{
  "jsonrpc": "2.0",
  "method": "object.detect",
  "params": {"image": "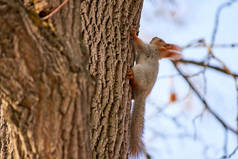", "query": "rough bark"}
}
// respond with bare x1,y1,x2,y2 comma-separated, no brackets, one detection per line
0,0,143,159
